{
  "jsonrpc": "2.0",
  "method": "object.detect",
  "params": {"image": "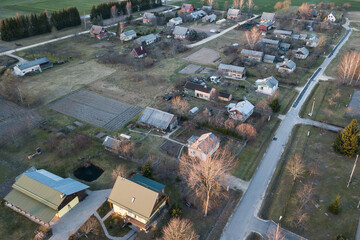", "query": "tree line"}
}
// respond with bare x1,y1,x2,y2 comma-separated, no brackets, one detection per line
90,0,162,22
0,7,81,41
